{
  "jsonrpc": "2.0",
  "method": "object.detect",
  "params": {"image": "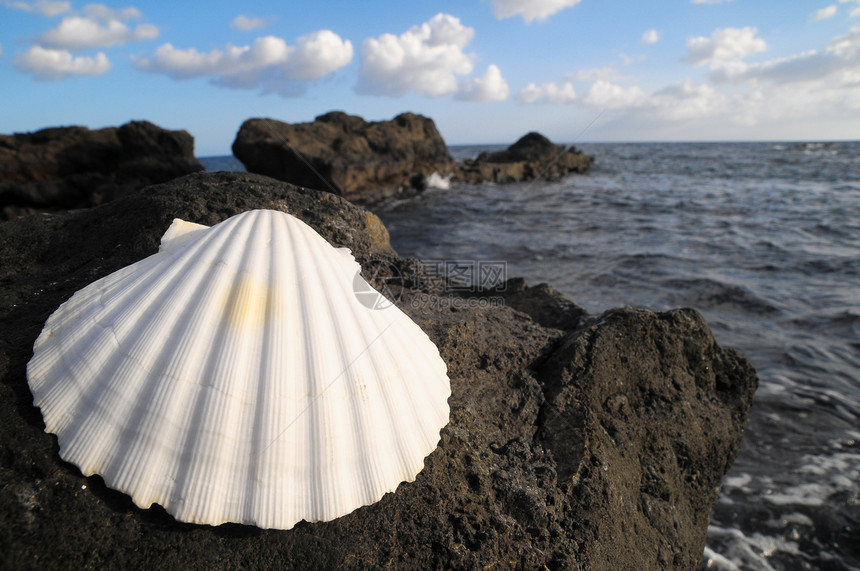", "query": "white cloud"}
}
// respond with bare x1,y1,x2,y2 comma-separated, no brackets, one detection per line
567,65,626,82
37,4,158,50
281,30,354,81
357,13,475,97
135,36,290,82
13,45,110,79
489,0,581,23
642,29,661,44
573,23,860,139
457,64,510,101
649,79,728,120
82,4,141,21
1,0,69,16
133,31,352,96
811,5,839,20
710,25,860,84
517,81,577,104
839,0,860,18
231,14,267,31
684,27,767,67
583,80,647,109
